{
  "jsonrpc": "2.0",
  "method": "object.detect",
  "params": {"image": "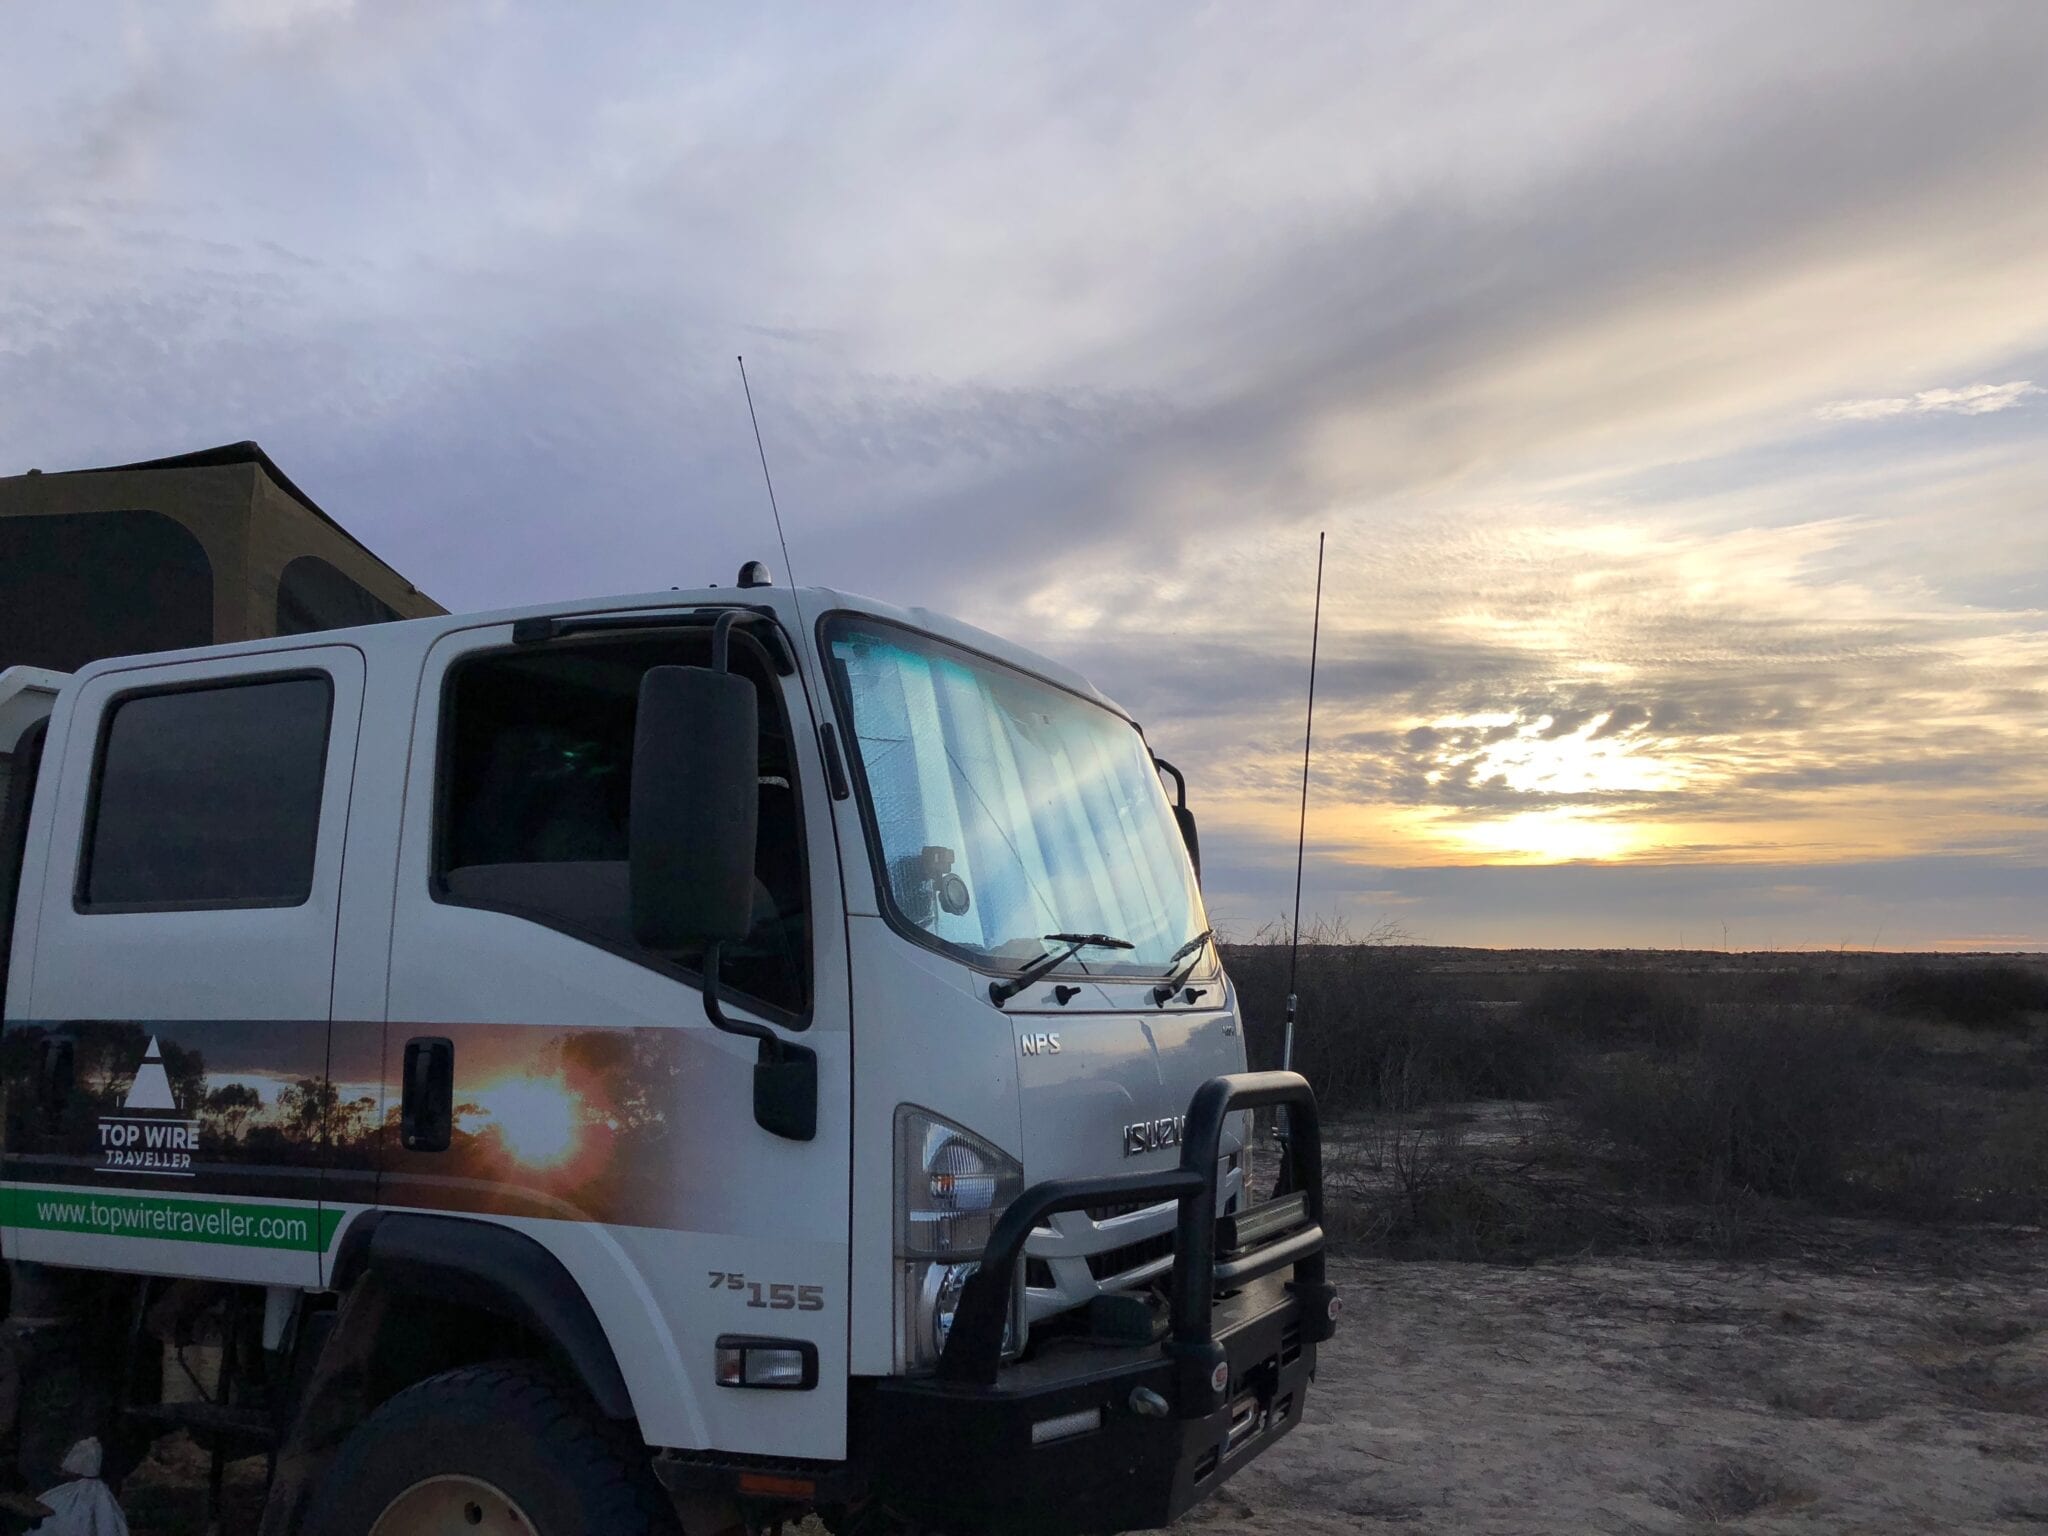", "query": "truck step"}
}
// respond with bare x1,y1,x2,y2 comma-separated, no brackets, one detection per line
123,1400,278,1451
